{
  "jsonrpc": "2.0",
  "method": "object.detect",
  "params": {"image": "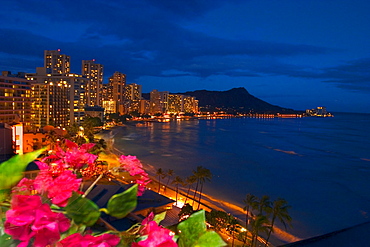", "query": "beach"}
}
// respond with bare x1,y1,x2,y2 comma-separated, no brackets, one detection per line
97,113,370,245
